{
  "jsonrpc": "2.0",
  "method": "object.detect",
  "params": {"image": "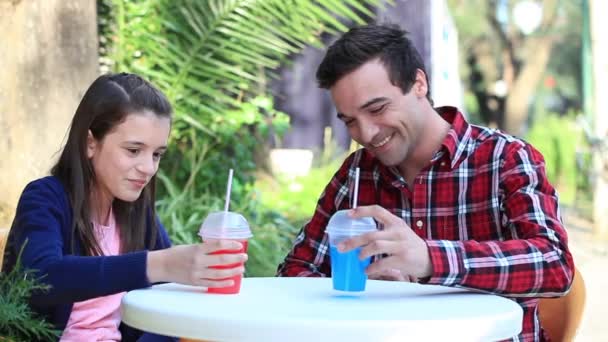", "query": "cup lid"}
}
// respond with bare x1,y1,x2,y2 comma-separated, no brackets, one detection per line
198,211,252,239
326,209,376,236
